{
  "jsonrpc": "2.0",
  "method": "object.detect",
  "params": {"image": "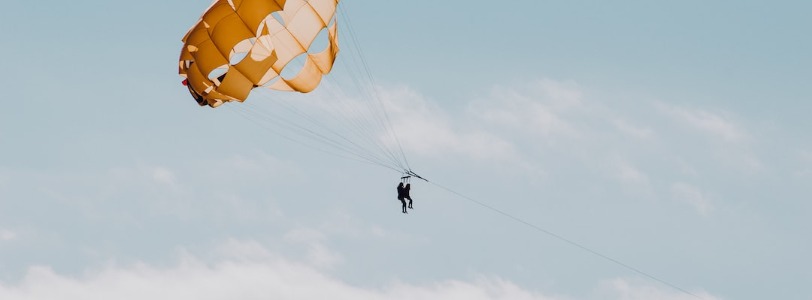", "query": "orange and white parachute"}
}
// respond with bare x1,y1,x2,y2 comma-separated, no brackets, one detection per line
179,0,339,107
178,0,413,174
